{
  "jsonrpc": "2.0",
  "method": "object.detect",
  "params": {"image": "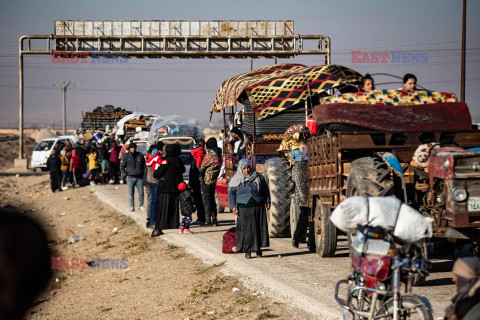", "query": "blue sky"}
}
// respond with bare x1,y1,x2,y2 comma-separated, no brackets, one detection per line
0,0,479,127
